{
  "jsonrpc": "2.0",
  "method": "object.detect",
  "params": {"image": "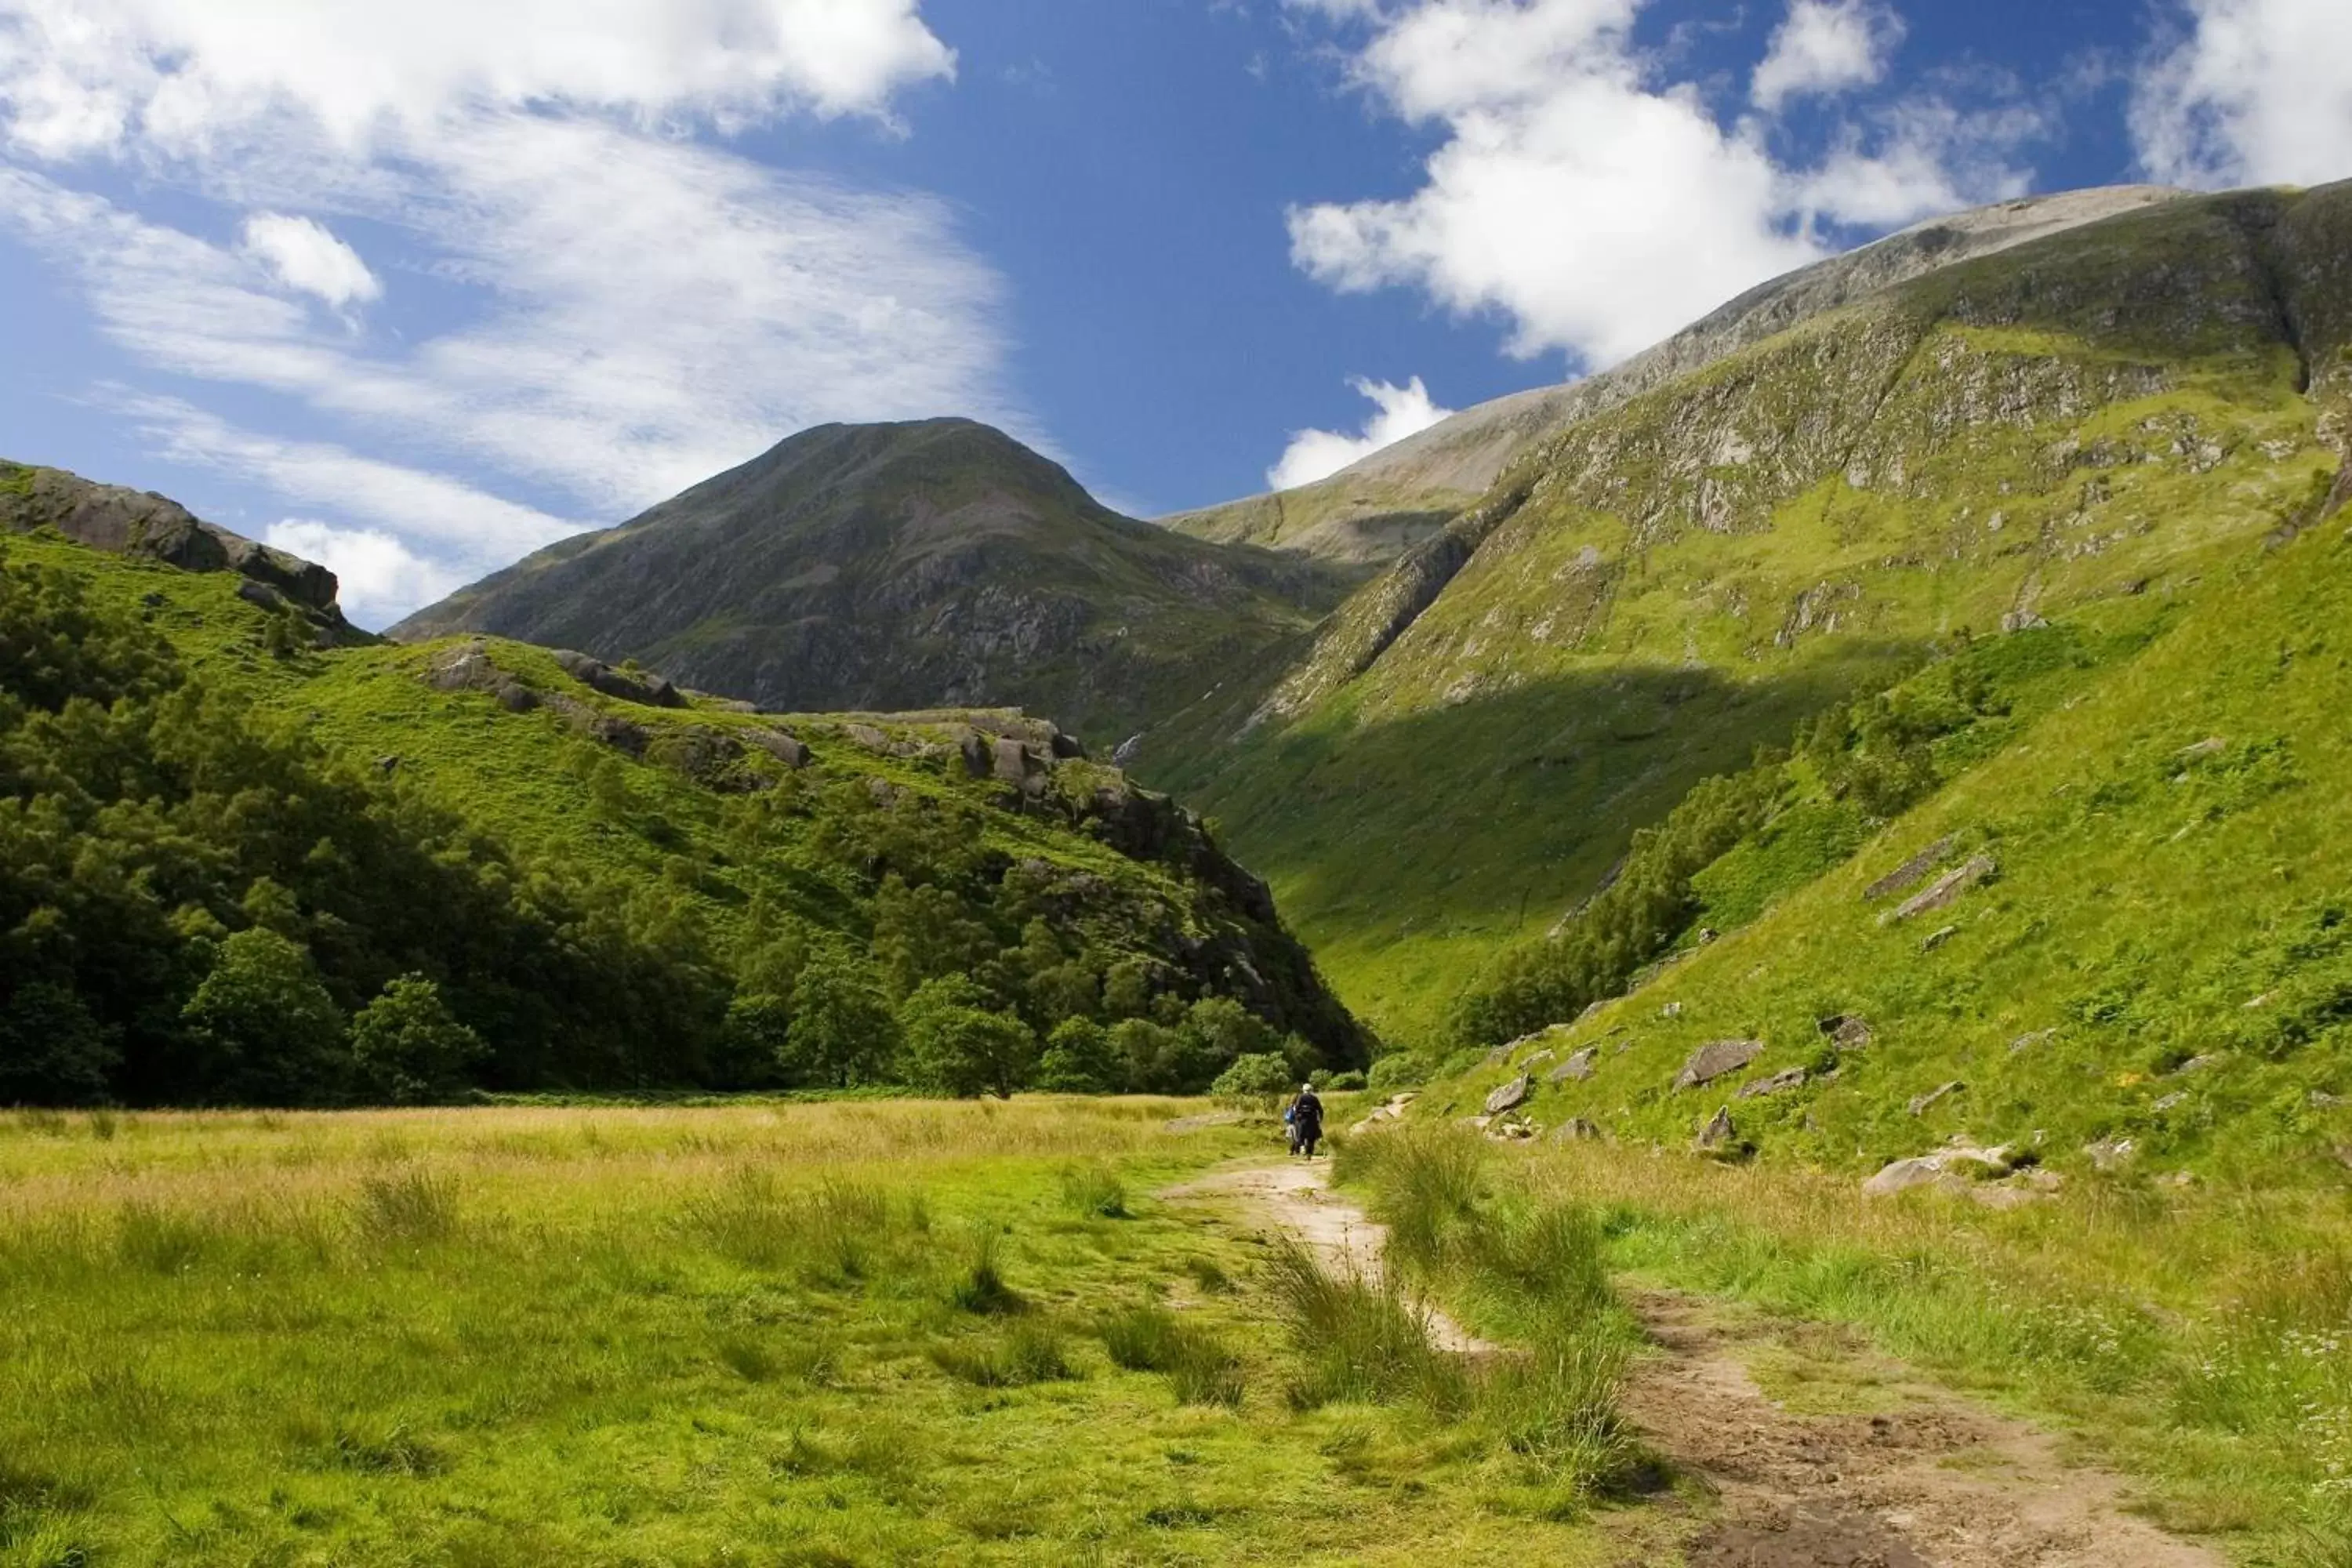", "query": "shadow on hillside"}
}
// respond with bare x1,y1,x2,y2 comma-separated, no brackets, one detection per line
1175,645,1930,953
